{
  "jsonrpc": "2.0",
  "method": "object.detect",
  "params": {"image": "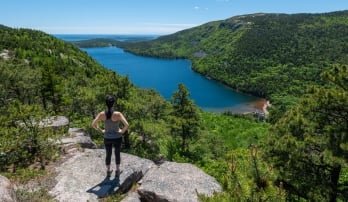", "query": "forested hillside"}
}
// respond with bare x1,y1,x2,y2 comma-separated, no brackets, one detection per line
0,26,173,174
1,19,347,201
115,10,348,114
